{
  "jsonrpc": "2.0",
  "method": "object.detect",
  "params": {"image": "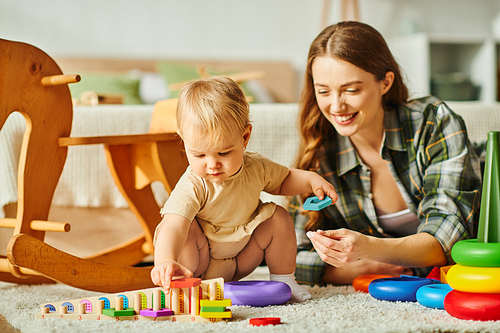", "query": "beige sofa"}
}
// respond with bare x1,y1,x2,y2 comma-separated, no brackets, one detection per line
1,101,498,219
